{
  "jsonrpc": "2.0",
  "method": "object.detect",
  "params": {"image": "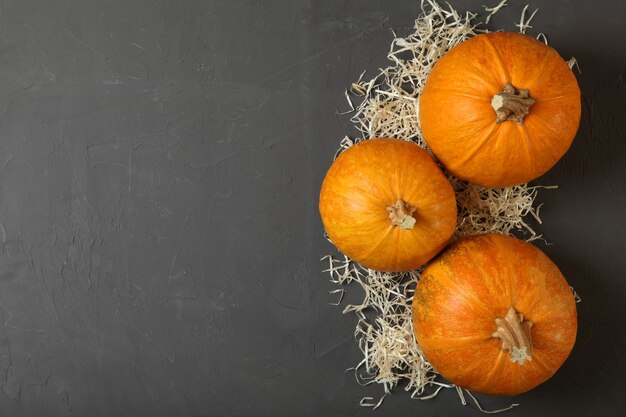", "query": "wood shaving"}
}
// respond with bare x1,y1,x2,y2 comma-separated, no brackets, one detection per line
484,0,508,24
452,178,557,242
515,5,538,34
463,388,520,413
568,57,581,74
323,0,577,412
537,32,548,45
